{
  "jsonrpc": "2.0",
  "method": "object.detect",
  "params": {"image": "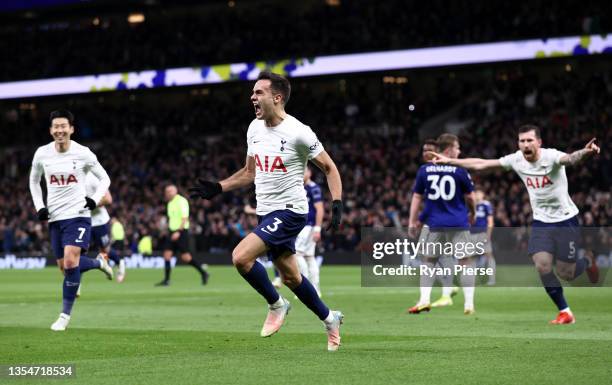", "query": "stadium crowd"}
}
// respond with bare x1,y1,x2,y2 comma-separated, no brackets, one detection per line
0,64,610,256
1,0,609,81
